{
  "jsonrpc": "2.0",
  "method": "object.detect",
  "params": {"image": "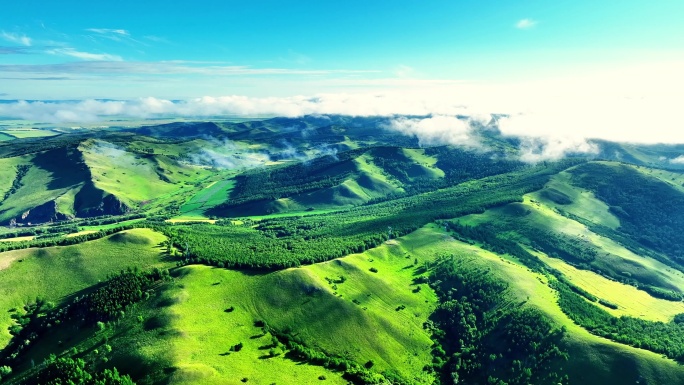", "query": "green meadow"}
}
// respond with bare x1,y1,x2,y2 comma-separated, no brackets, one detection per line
0,129,59,139
147,225,442,384
0,228,171,349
